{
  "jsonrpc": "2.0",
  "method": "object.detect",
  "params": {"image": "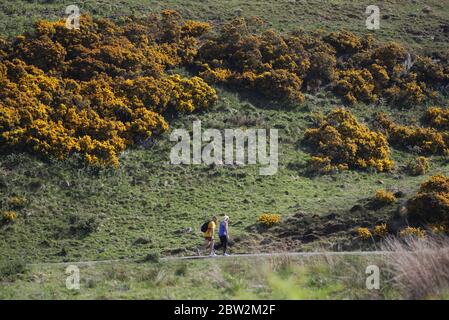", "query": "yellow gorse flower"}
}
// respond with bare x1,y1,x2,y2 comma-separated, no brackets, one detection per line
0,13,217,167
257,214,281,227
373,223,388,237
1,211,18,222
375,190,396,204
304,108,393,173
357,227,372,240
429,224,449,234
400,226,426,238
